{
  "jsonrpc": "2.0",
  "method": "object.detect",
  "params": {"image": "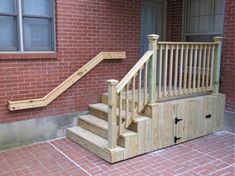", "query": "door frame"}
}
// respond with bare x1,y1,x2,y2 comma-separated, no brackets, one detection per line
141,0,167,41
